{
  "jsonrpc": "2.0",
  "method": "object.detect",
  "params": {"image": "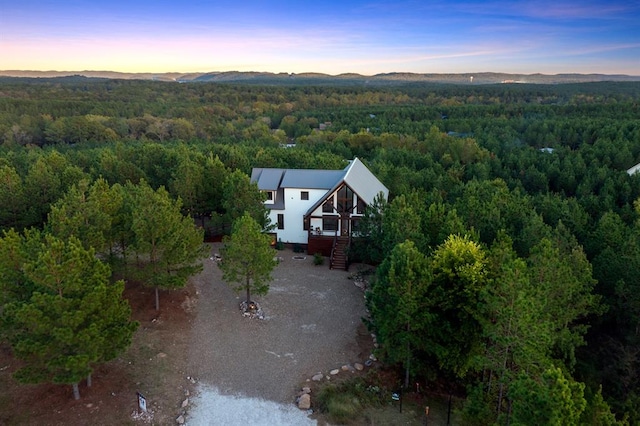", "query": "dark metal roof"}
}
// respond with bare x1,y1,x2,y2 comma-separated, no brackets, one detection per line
250,168,285,191
280,169,345,189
